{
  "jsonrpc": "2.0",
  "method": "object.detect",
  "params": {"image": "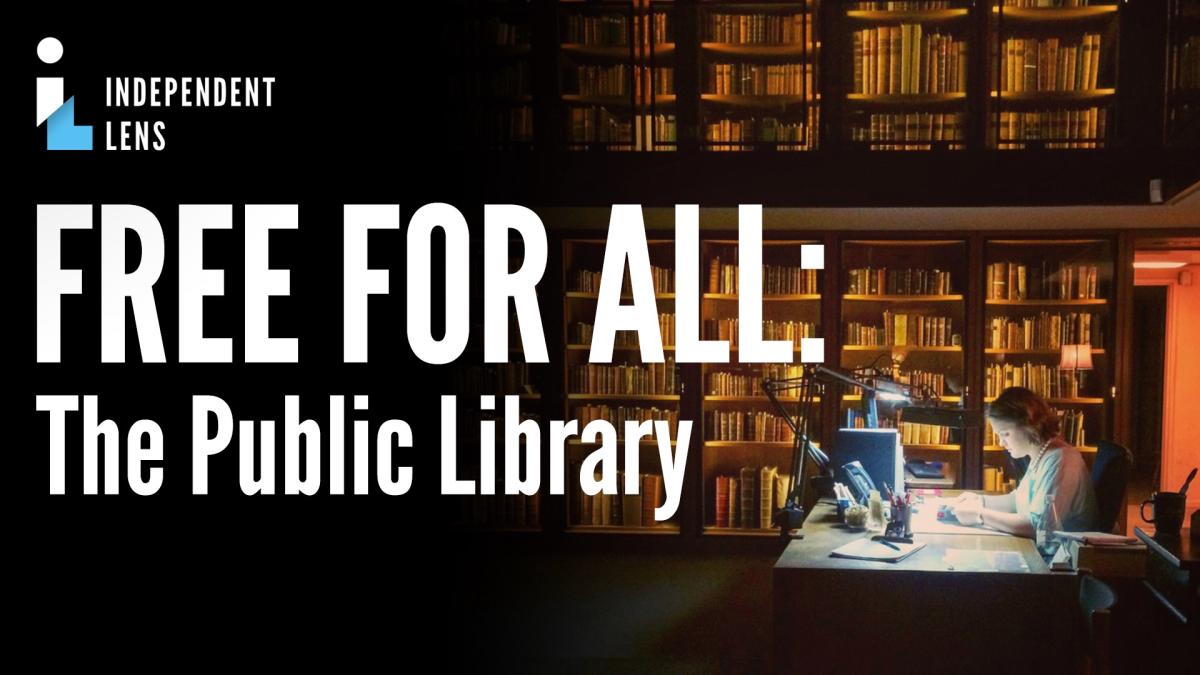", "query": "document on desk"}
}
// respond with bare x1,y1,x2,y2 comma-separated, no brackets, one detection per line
943,548,1031,573
830,537,927,563
910,498,1012,537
